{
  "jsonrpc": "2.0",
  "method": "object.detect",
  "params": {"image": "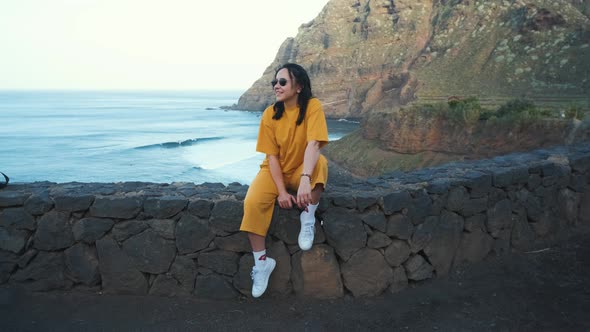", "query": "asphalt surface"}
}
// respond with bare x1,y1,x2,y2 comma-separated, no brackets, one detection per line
1,227,589,332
